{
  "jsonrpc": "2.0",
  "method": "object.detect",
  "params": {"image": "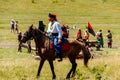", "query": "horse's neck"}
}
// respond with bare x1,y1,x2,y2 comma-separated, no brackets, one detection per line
34,35,48,48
